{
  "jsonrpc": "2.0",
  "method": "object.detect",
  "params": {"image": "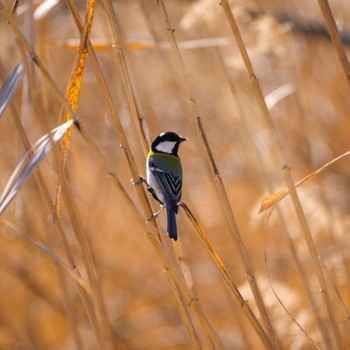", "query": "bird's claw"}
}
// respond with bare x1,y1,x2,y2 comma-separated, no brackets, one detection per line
131,176,147,186
146,214,157,223
146,205,164,223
